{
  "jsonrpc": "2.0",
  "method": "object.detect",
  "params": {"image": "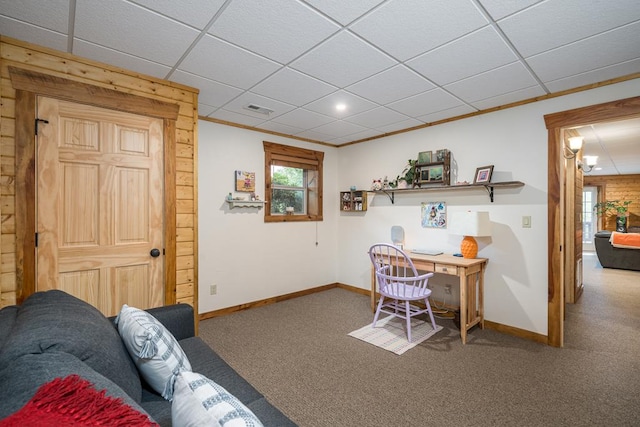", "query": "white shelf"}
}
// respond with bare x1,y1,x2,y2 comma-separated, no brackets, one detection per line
226,200,266,209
